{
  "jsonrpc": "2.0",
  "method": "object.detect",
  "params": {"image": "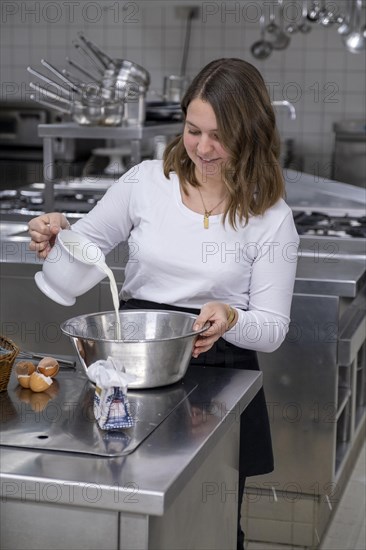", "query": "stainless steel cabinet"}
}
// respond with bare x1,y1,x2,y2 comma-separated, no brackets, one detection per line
244,287,366,548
